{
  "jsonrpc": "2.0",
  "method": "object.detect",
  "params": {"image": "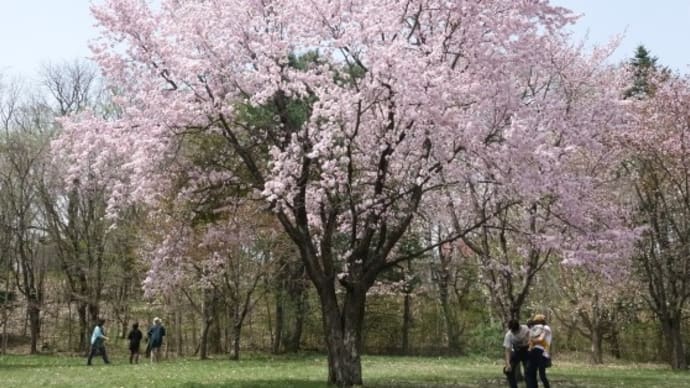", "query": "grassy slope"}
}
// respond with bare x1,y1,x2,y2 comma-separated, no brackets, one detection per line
0,354,689,387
